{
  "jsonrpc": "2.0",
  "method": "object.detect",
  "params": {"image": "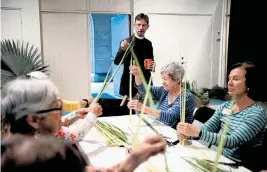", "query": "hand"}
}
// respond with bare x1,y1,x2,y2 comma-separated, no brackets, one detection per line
120,40,129,51
130,135,166,168
88,95,94,104
176,129,186,141
89,103,103,117
127,100,143,111
177,122,200,137
75,107,91,119
148,61,155,70
129,65,139,76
